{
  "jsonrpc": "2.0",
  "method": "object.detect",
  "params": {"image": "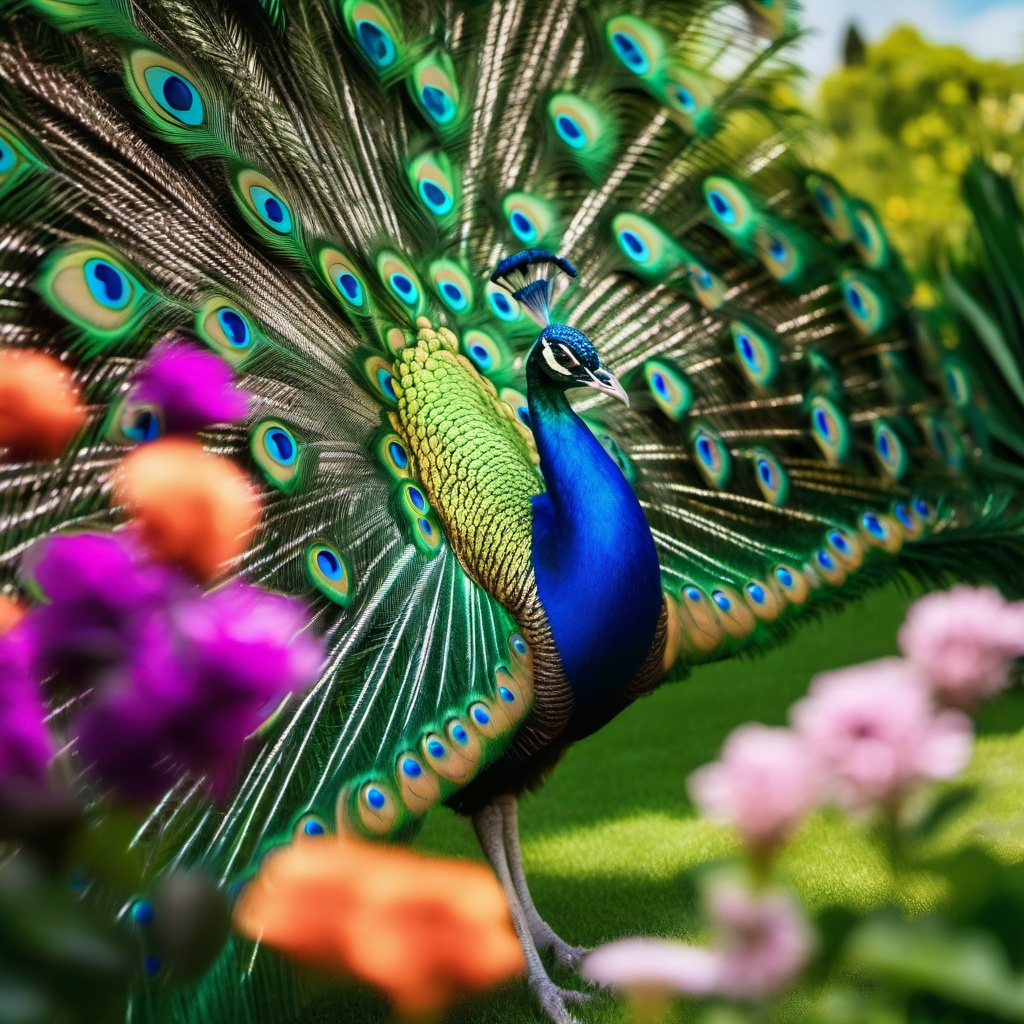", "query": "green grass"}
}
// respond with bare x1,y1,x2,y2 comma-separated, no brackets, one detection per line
302,580,1024,1023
